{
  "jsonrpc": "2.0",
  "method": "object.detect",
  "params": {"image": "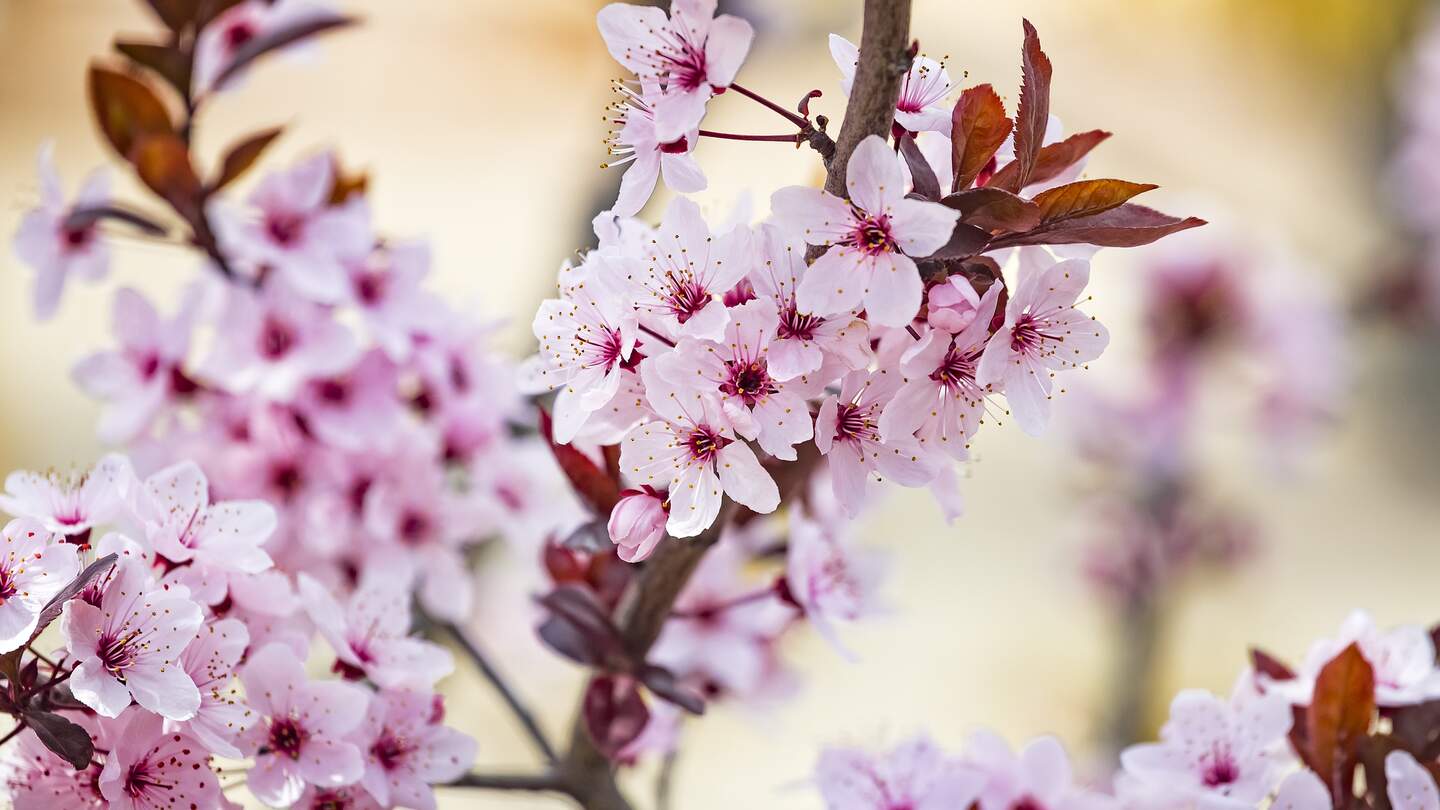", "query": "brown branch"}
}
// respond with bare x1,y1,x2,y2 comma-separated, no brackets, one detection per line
822,0,914,195
448,772,572,793
434,619,559,765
